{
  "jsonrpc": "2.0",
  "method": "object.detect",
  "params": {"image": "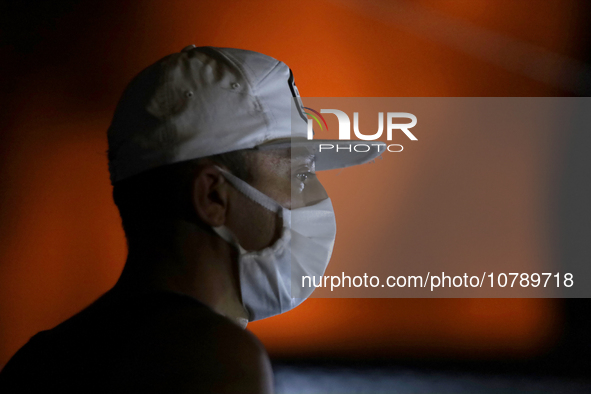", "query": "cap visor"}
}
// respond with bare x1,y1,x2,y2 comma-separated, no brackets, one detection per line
257,138,386,171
